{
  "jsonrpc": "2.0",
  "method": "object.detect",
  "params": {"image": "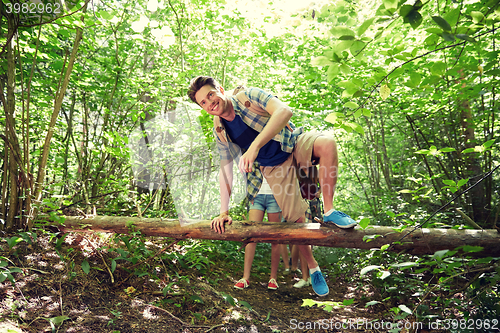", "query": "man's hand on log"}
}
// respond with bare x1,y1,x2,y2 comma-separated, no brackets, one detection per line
211,212,232,234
